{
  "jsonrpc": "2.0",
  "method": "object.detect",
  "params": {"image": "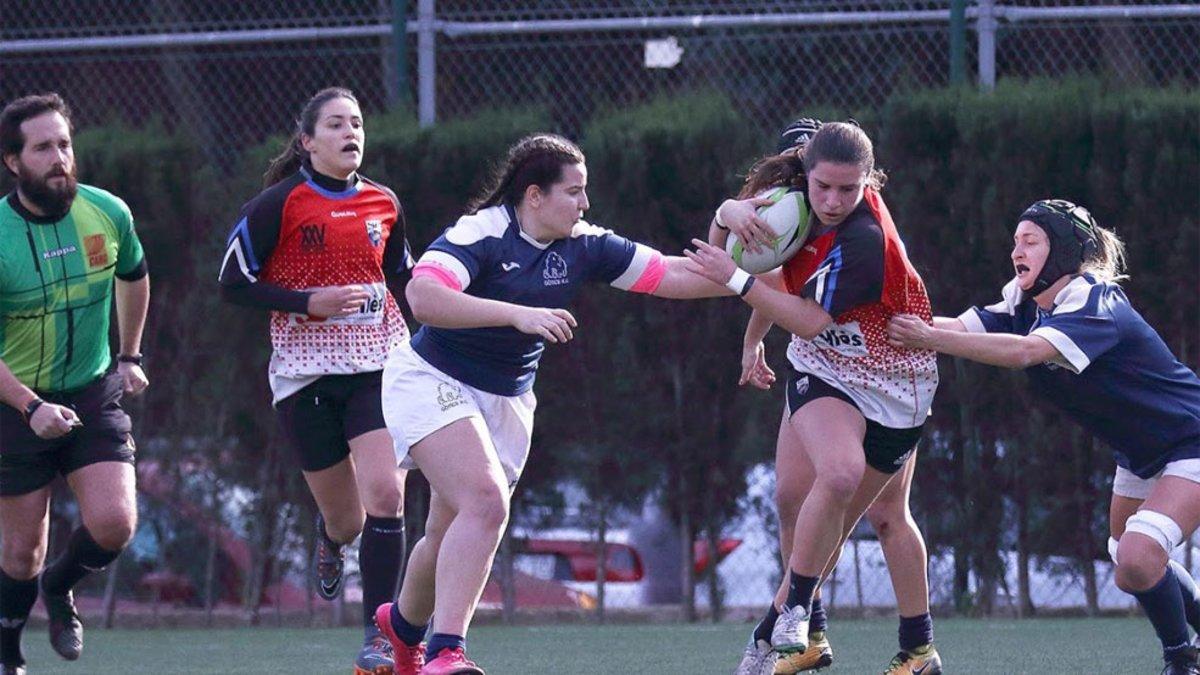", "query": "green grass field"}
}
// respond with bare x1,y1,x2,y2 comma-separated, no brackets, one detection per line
18,617,1159,674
